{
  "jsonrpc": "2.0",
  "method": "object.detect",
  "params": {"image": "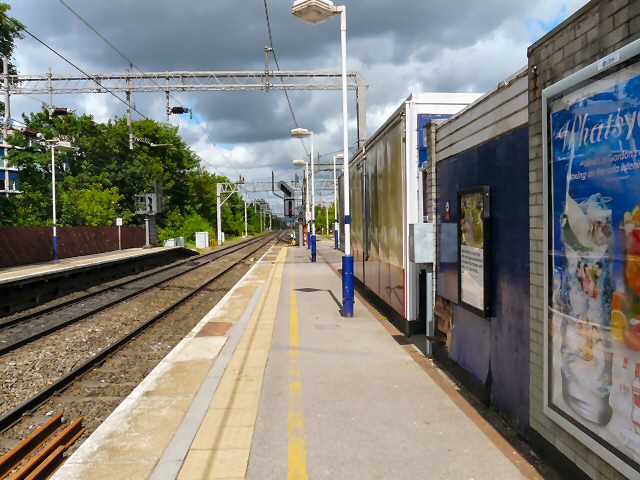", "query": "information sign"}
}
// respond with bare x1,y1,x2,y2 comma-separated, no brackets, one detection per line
458,186,491,317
